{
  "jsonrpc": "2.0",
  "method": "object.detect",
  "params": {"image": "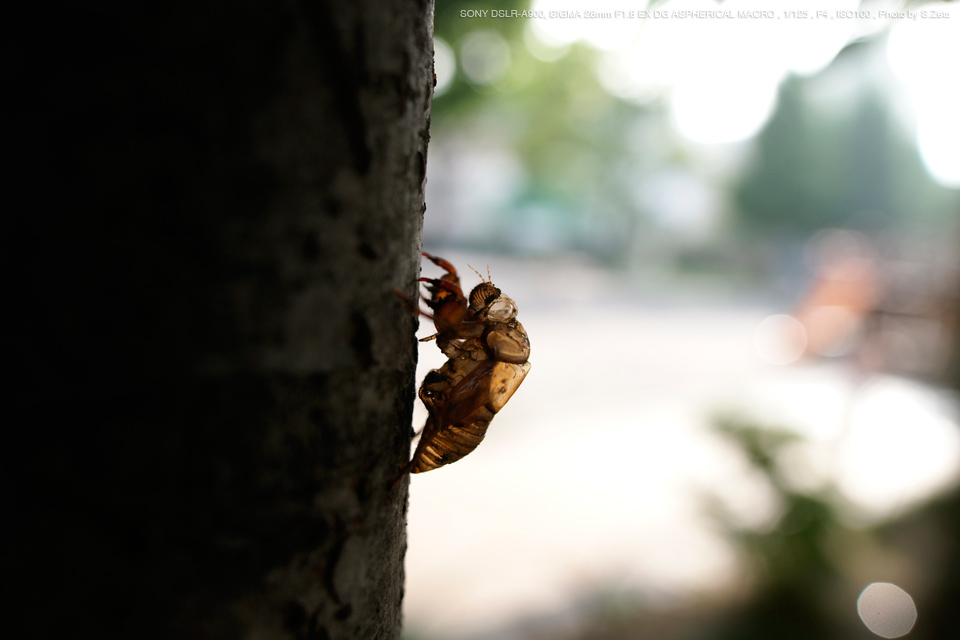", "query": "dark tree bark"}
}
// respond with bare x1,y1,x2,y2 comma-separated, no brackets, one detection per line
9,1,433,638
